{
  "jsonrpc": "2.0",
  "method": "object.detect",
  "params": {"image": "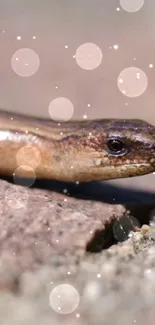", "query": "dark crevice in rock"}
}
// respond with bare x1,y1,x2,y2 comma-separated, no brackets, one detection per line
86,223,117,252
86,207,152,253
